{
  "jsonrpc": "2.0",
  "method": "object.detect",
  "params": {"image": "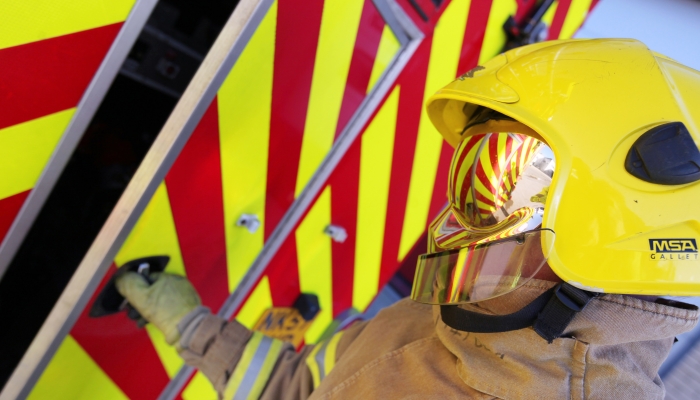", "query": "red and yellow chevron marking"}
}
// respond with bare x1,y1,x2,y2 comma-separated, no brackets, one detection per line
32,0,598,397
0,0,136,244
399,0,473,263
0,0,135,50
294,0,366,197
471,134,537,220
353,86,400,311
31,0,401,397
545,0,598,40
217,0,277,294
